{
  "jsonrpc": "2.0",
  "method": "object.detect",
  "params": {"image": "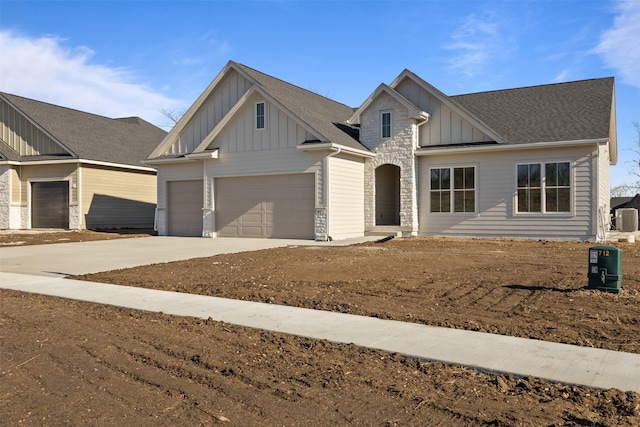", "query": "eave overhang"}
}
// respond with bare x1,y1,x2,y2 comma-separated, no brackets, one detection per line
297,142,375,158
0,158,156,172
415,138,609,156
